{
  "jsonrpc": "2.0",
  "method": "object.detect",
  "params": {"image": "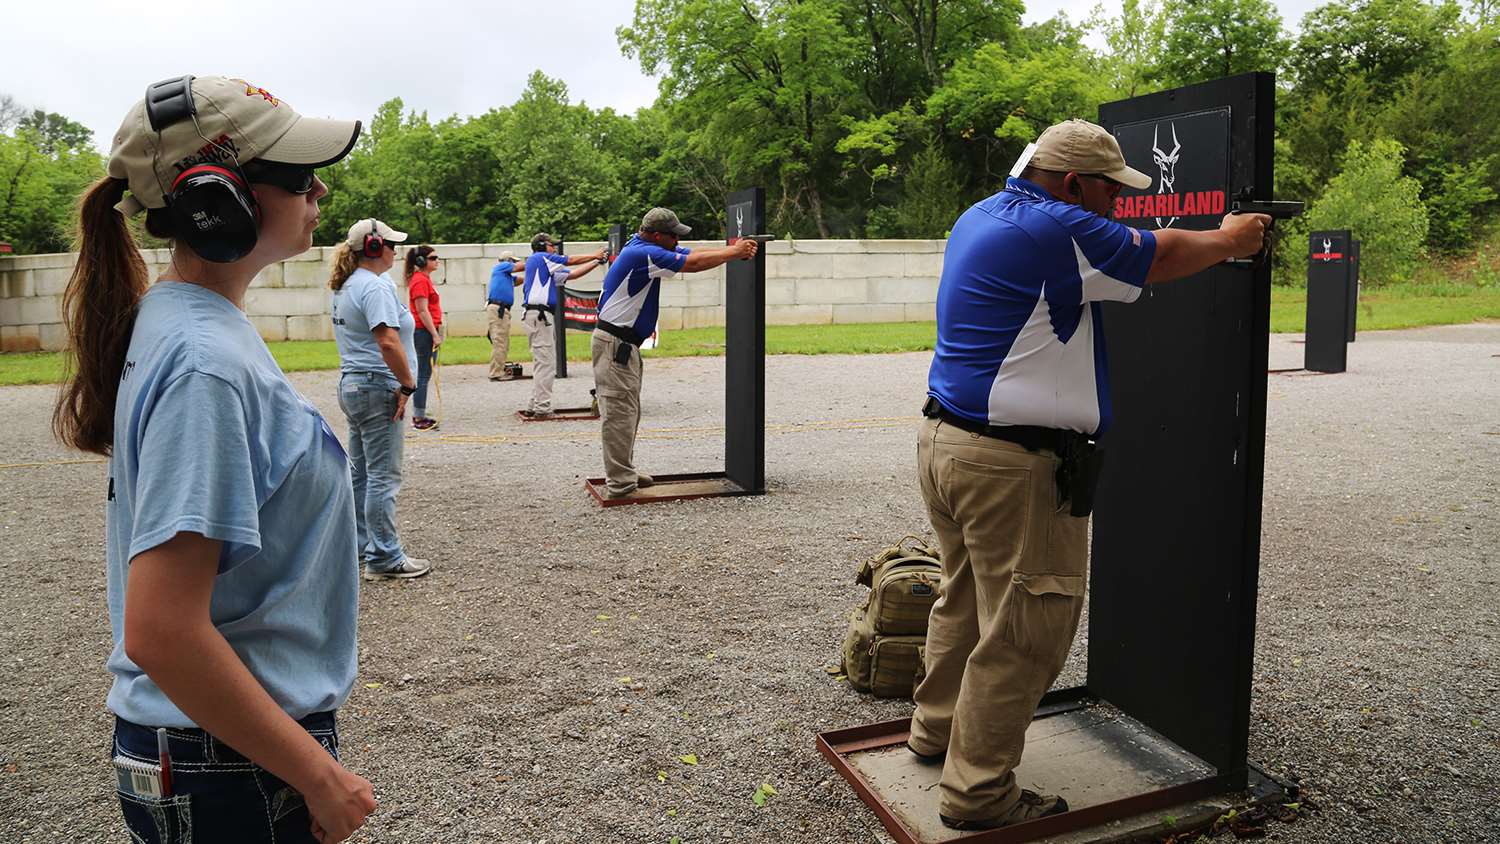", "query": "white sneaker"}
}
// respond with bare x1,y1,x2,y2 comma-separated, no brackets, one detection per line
363,557,432,580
